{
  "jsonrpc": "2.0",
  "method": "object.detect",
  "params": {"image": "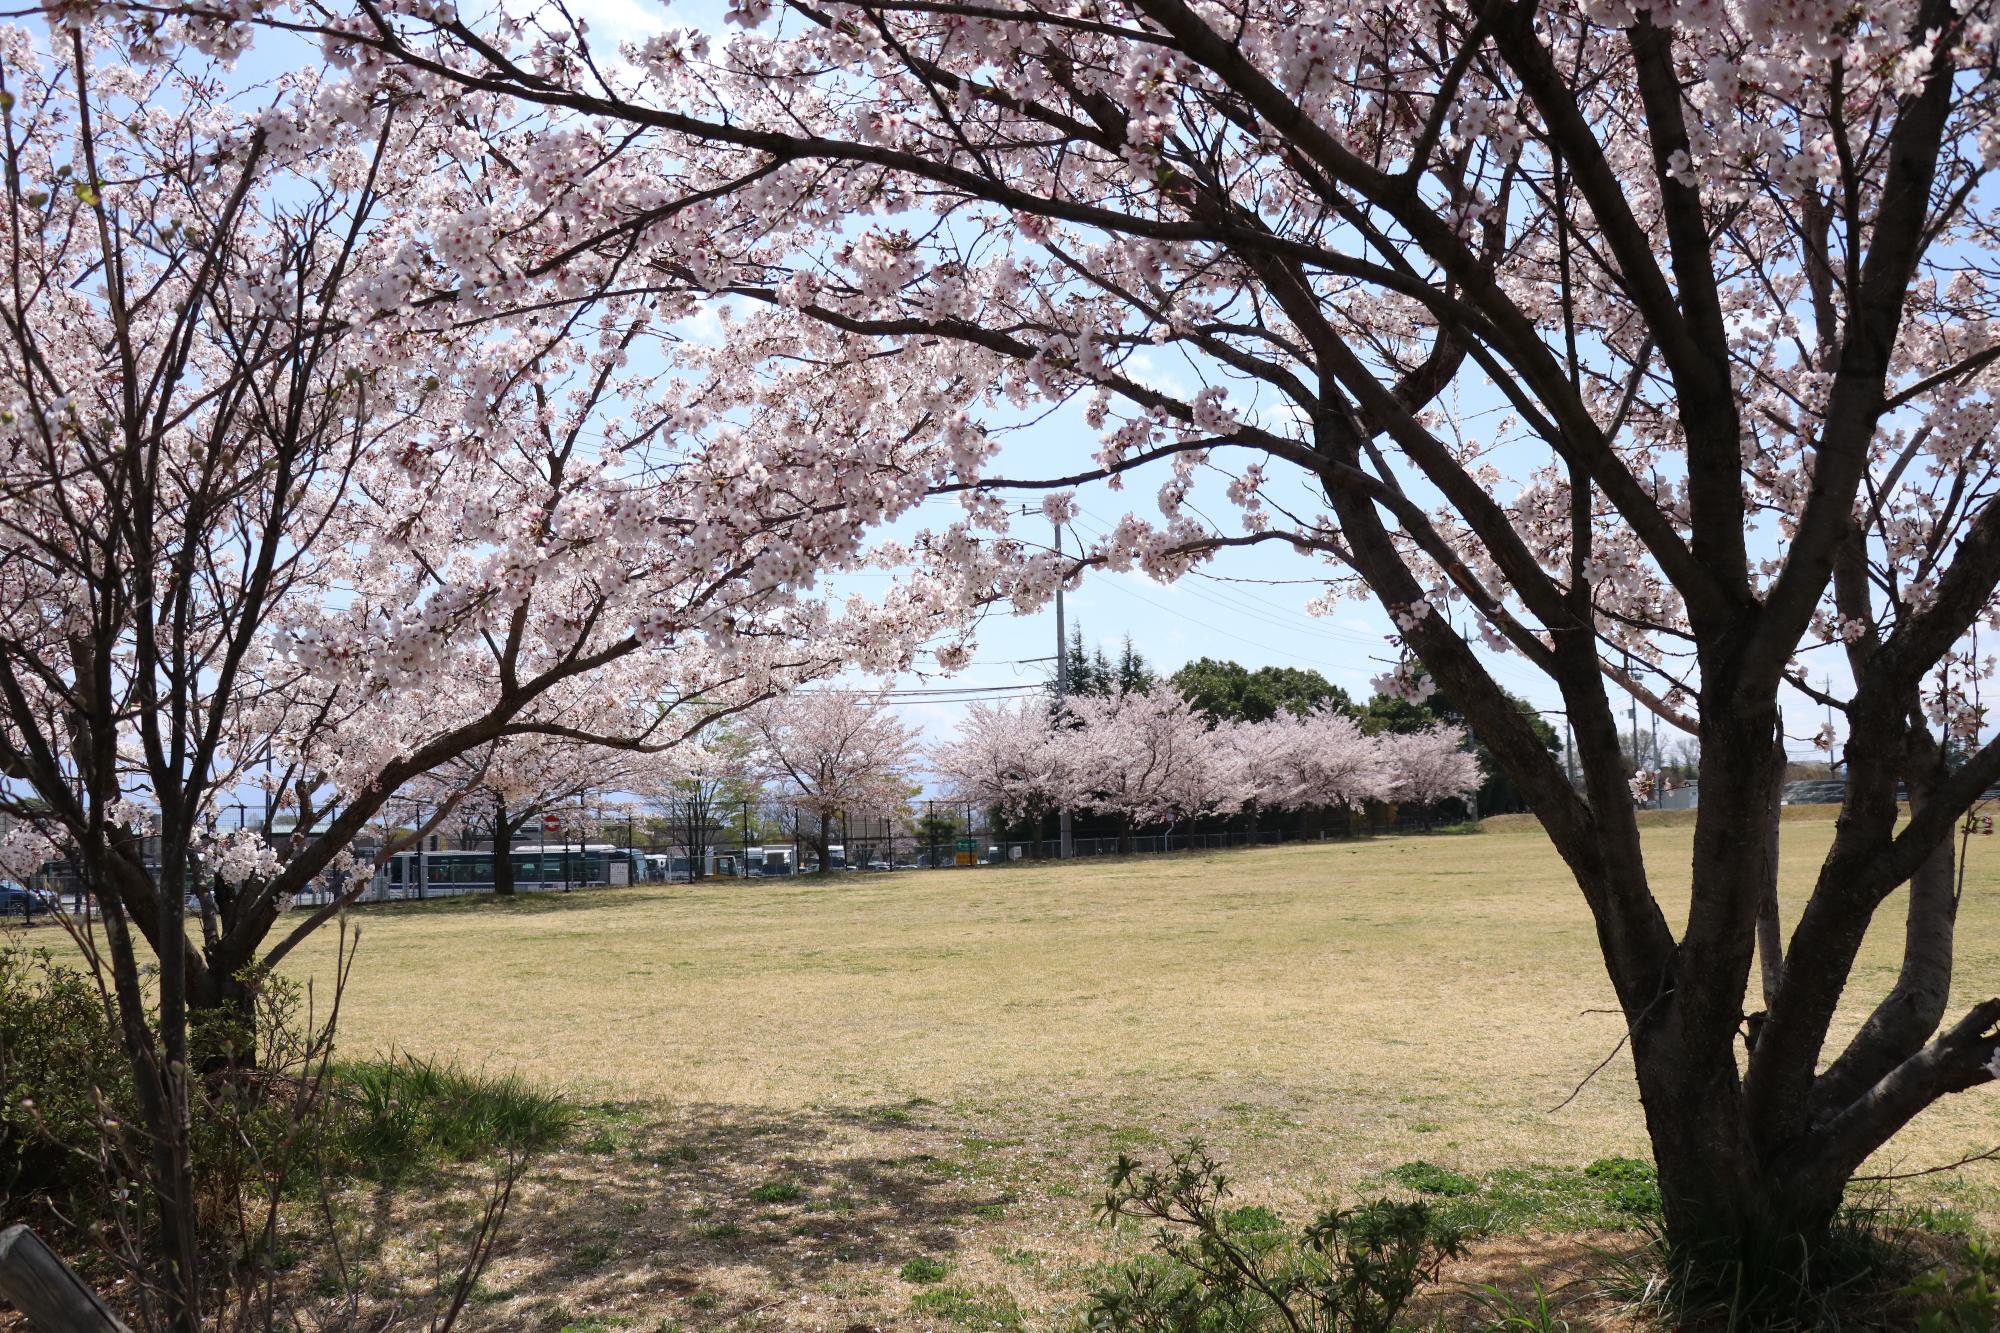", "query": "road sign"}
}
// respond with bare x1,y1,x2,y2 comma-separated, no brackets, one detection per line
954,837,977,852
542,813,562,833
